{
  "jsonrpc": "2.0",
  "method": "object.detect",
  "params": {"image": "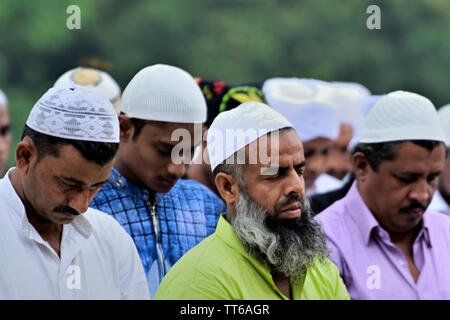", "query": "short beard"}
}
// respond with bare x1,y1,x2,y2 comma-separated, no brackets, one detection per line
231,190,329,283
